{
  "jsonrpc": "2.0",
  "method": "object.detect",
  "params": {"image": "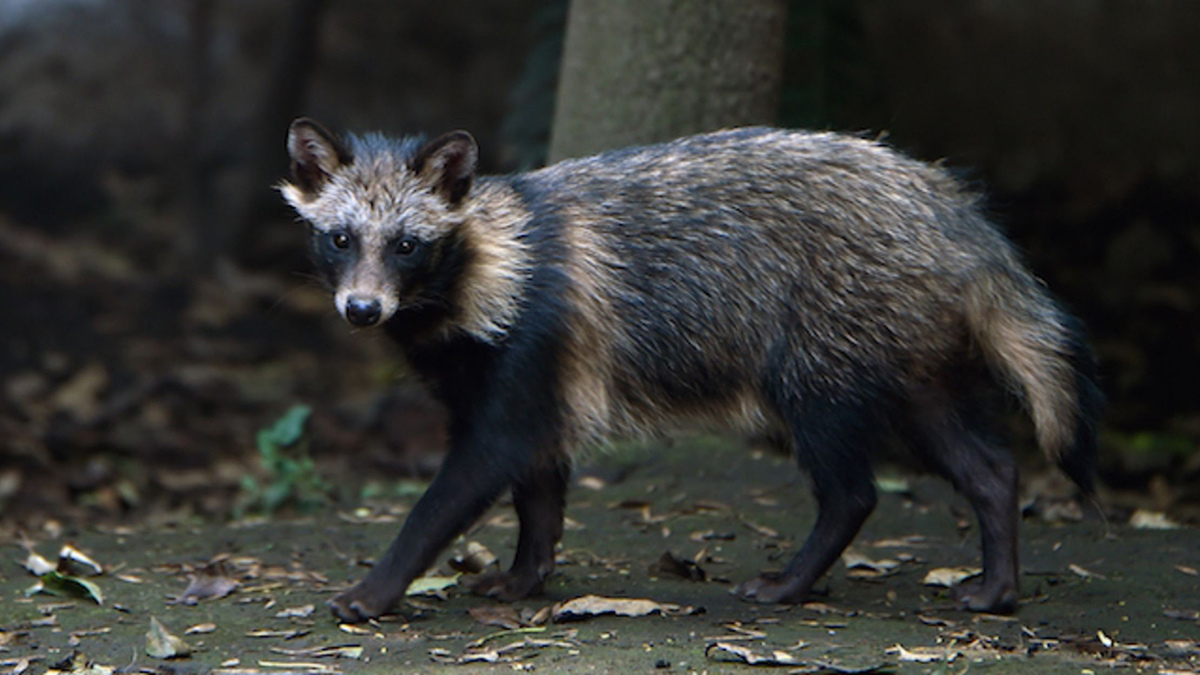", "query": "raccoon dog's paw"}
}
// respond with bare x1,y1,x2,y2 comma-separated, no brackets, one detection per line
328,582,398,623
465,569,546,601
731,572,812,604
954,578,1018,614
